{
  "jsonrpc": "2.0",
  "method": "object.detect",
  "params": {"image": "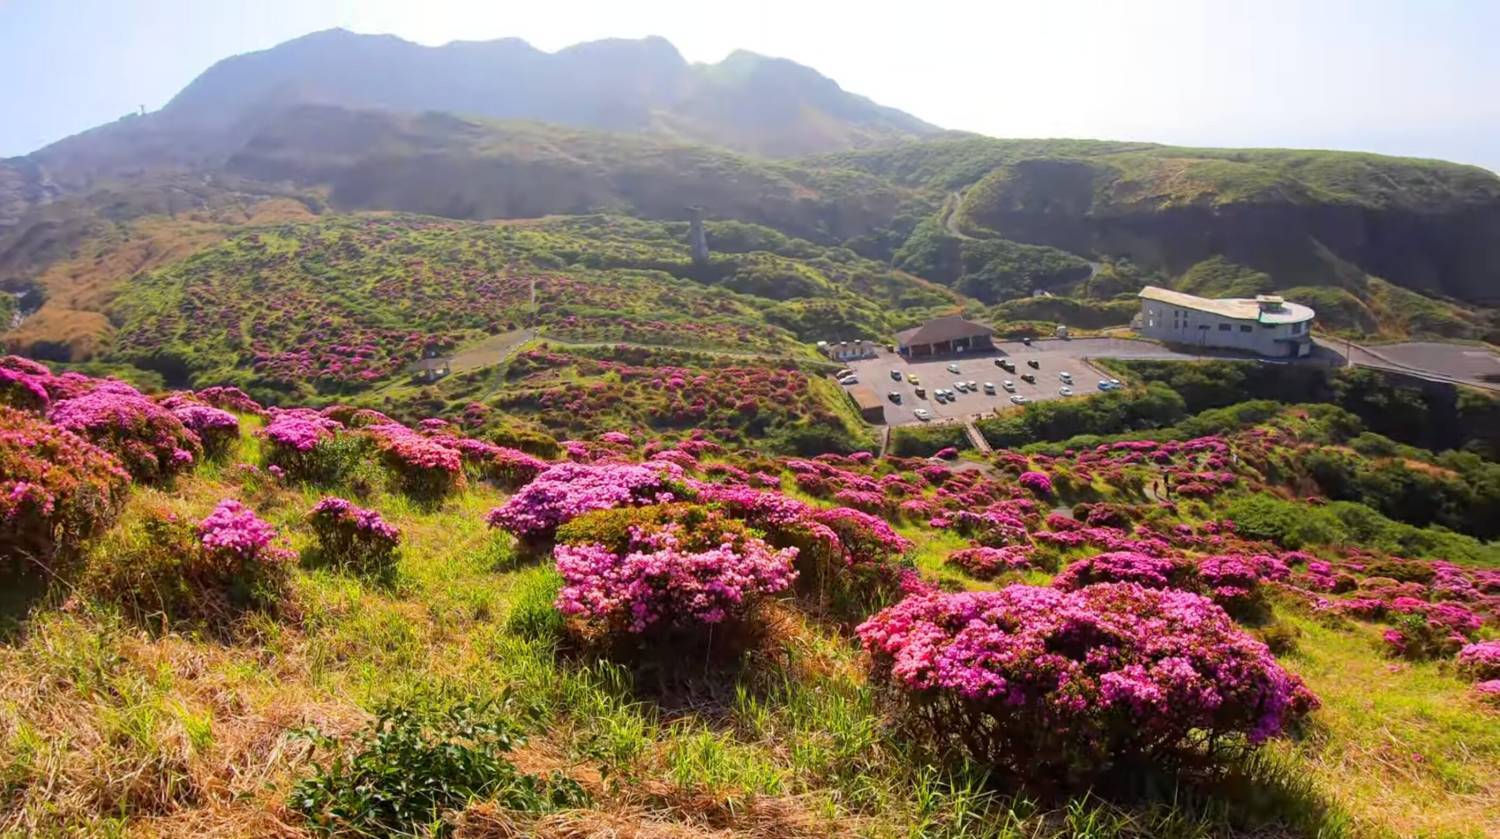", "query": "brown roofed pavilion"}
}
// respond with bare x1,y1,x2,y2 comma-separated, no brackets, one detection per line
895,316,994,358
